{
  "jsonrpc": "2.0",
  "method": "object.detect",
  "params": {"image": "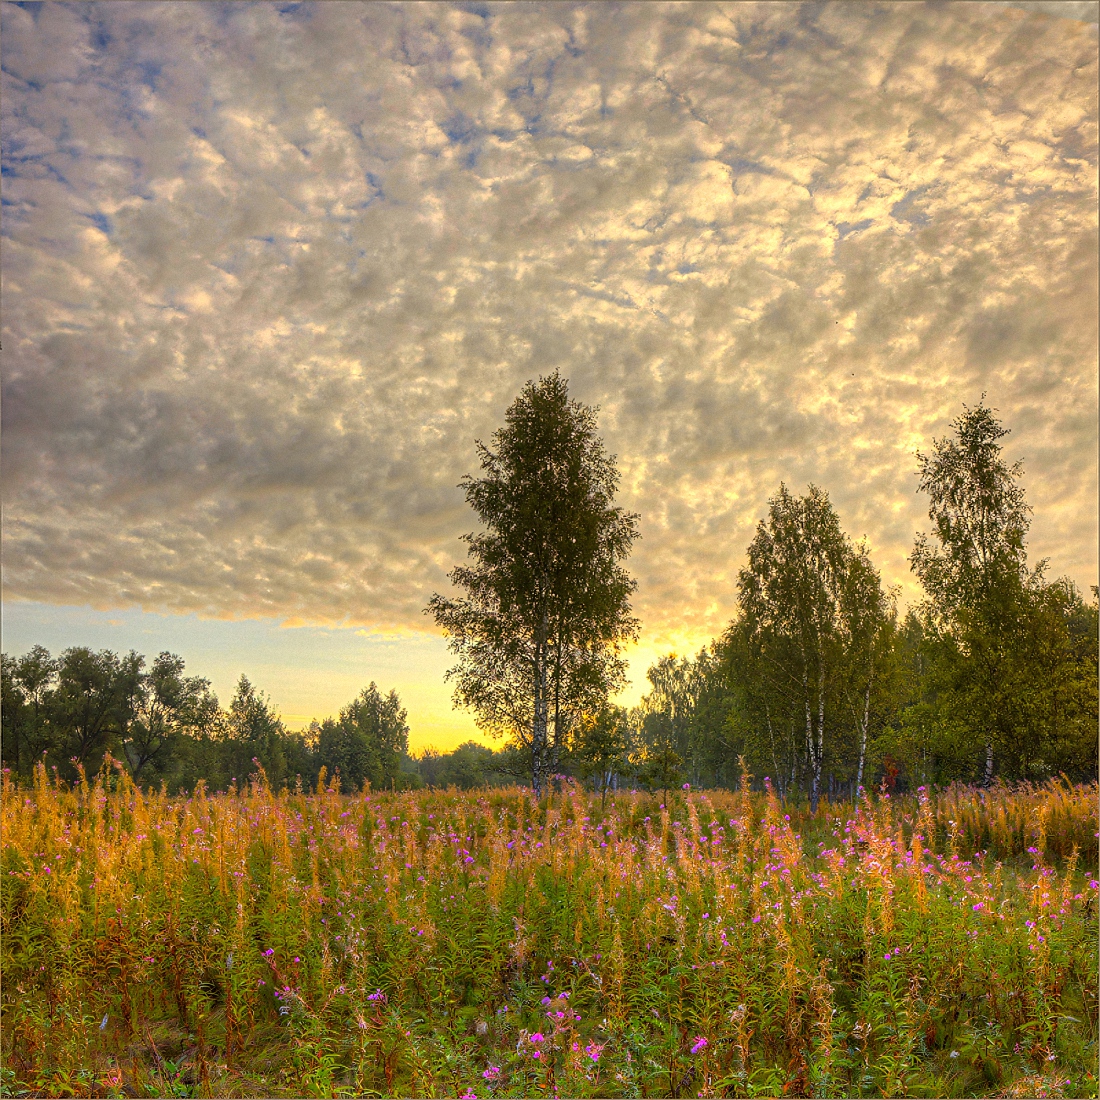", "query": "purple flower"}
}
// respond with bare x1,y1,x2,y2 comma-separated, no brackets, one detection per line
482,1067,501,1081
530,1032,545,1043
691,1037,708,1054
